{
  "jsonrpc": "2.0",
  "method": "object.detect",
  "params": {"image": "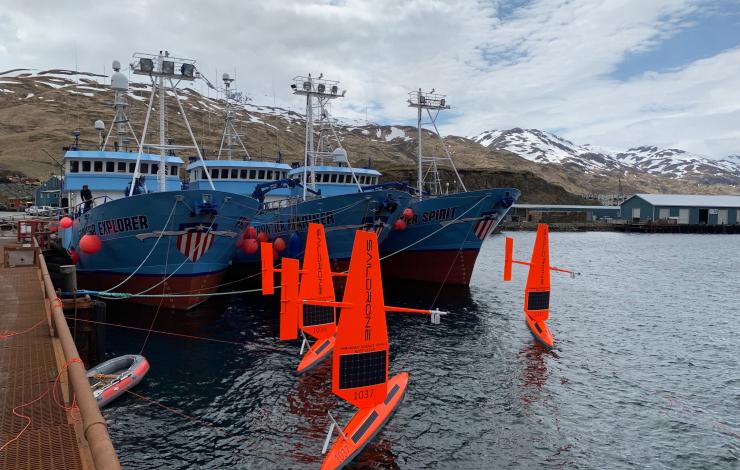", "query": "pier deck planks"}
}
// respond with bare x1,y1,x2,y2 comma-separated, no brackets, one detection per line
0,240,89,469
